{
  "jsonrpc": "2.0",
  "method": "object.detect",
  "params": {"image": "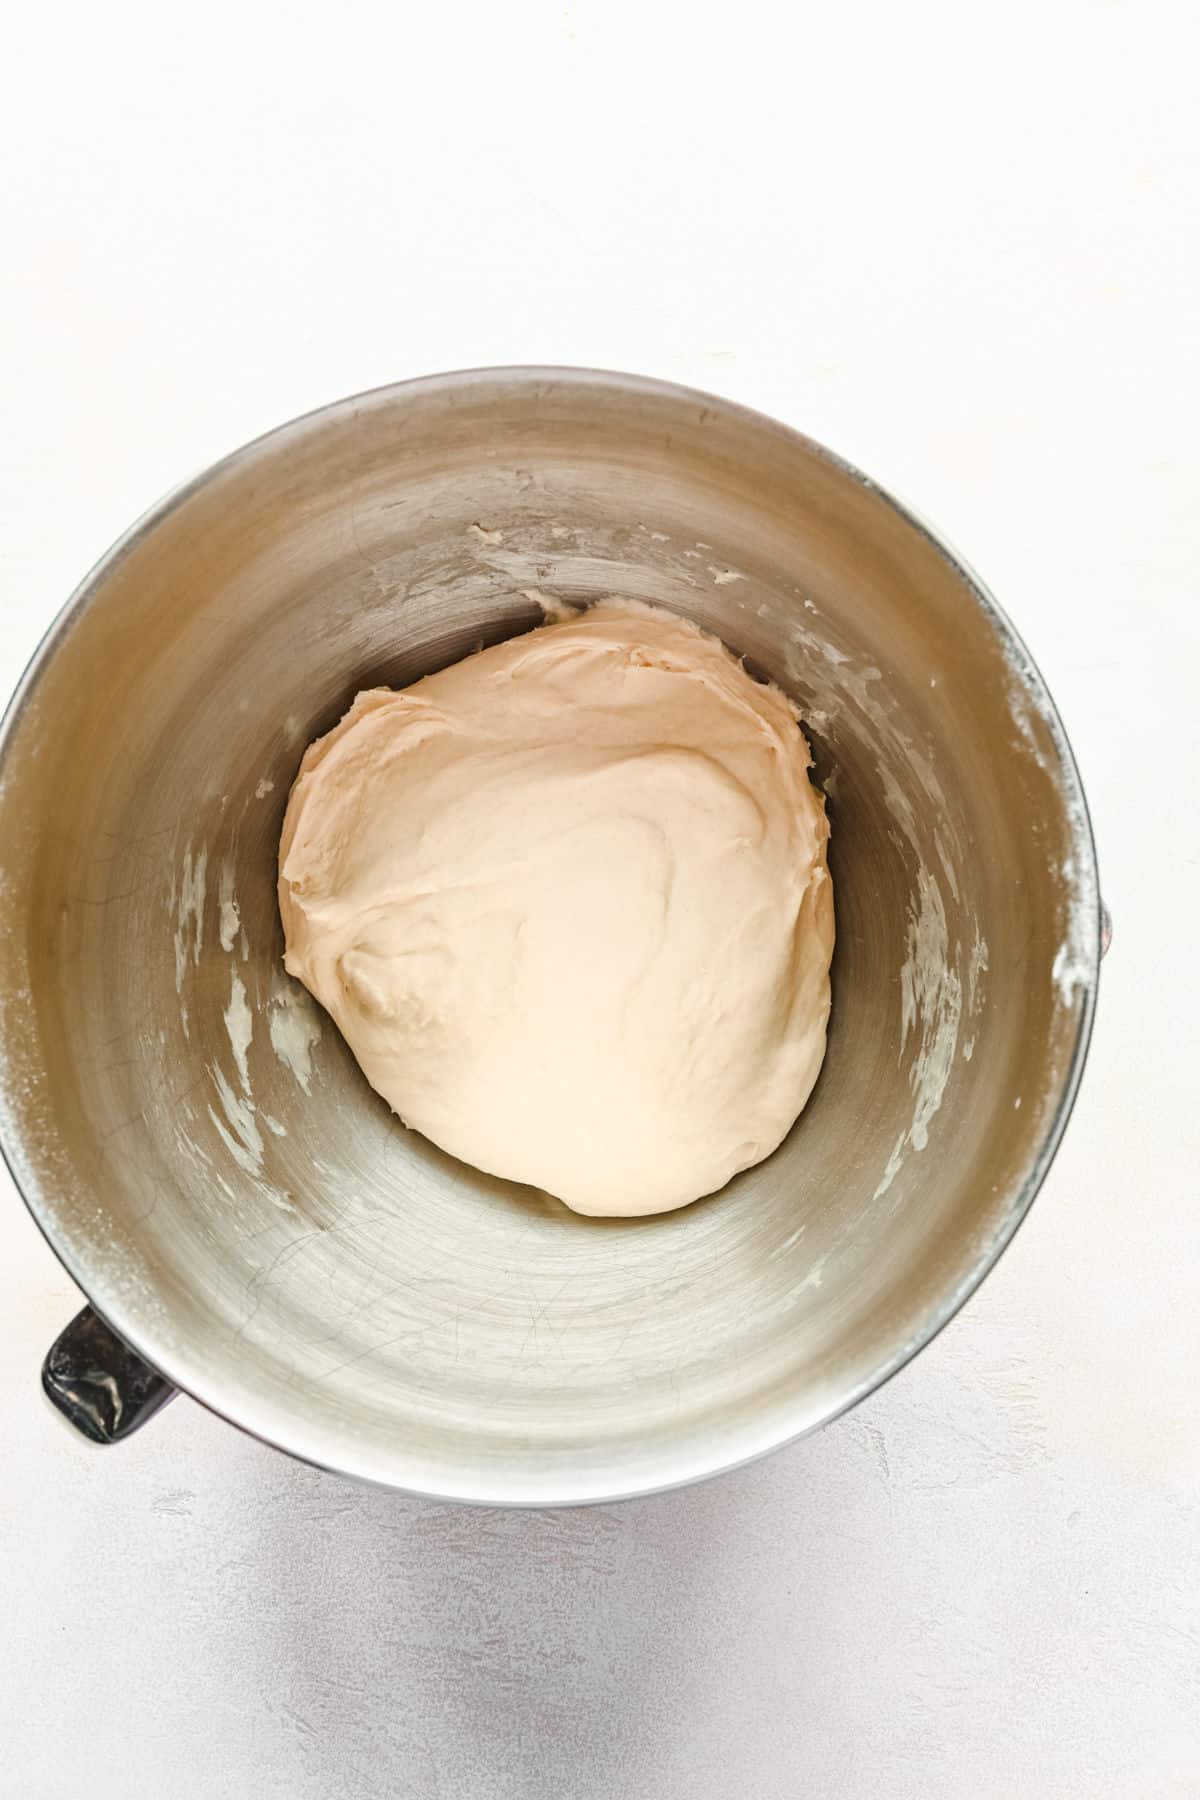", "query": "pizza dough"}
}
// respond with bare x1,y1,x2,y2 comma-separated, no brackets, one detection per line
278,601,834,1215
